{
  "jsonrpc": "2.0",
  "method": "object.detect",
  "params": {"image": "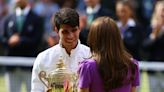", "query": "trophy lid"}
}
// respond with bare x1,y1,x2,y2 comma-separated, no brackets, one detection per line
48,56,73,85
56,56,66,69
